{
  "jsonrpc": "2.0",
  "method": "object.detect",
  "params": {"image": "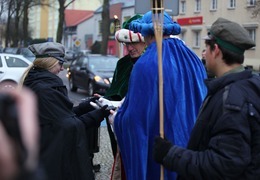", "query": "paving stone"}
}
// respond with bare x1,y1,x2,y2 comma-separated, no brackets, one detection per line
93,127,114,180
